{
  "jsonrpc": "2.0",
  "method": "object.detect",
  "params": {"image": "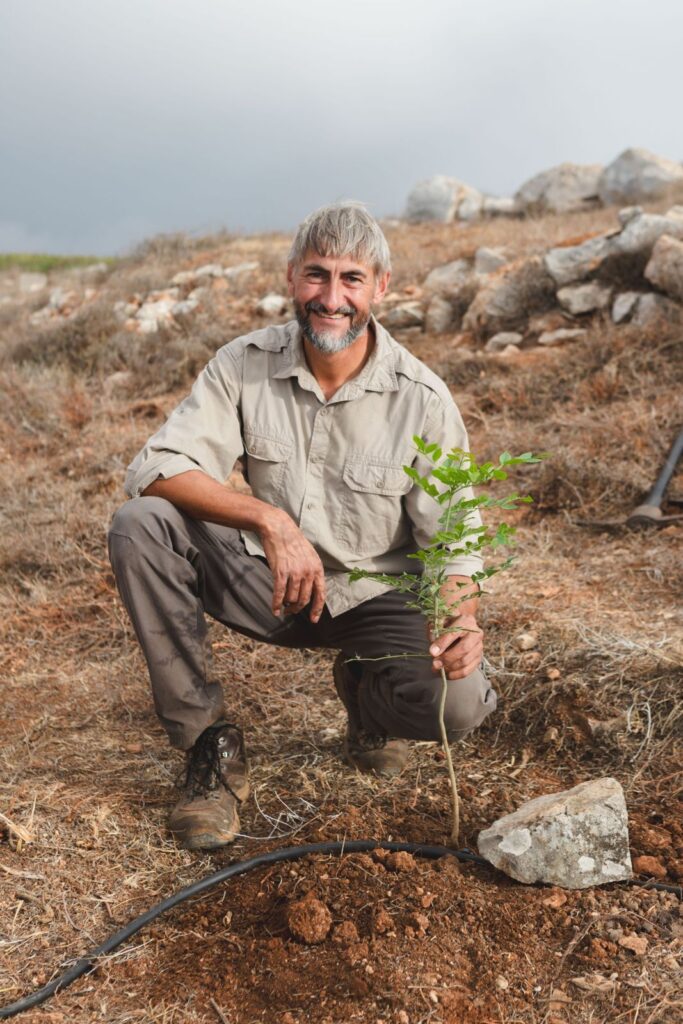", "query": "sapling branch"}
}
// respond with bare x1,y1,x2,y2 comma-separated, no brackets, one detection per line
349,438,546,844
